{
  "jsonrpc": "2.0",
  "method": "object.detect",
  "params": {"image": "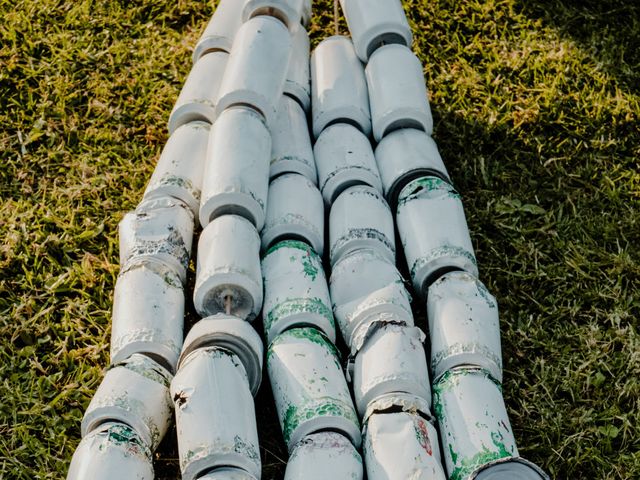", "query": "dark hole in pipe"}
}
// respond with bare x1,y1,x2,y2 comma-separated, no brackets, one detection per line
366,33,407,59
